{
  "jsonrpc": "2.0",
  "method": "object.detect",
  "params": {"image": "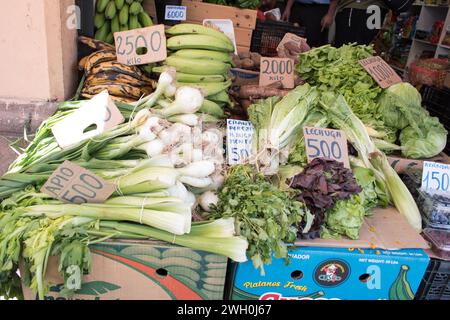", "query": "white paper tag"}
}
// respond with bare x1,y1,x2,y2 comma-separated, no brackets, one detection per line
165,5,187,21
203,19,237,54
421,161,450,193
226,119,254,165
51,91,125,149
